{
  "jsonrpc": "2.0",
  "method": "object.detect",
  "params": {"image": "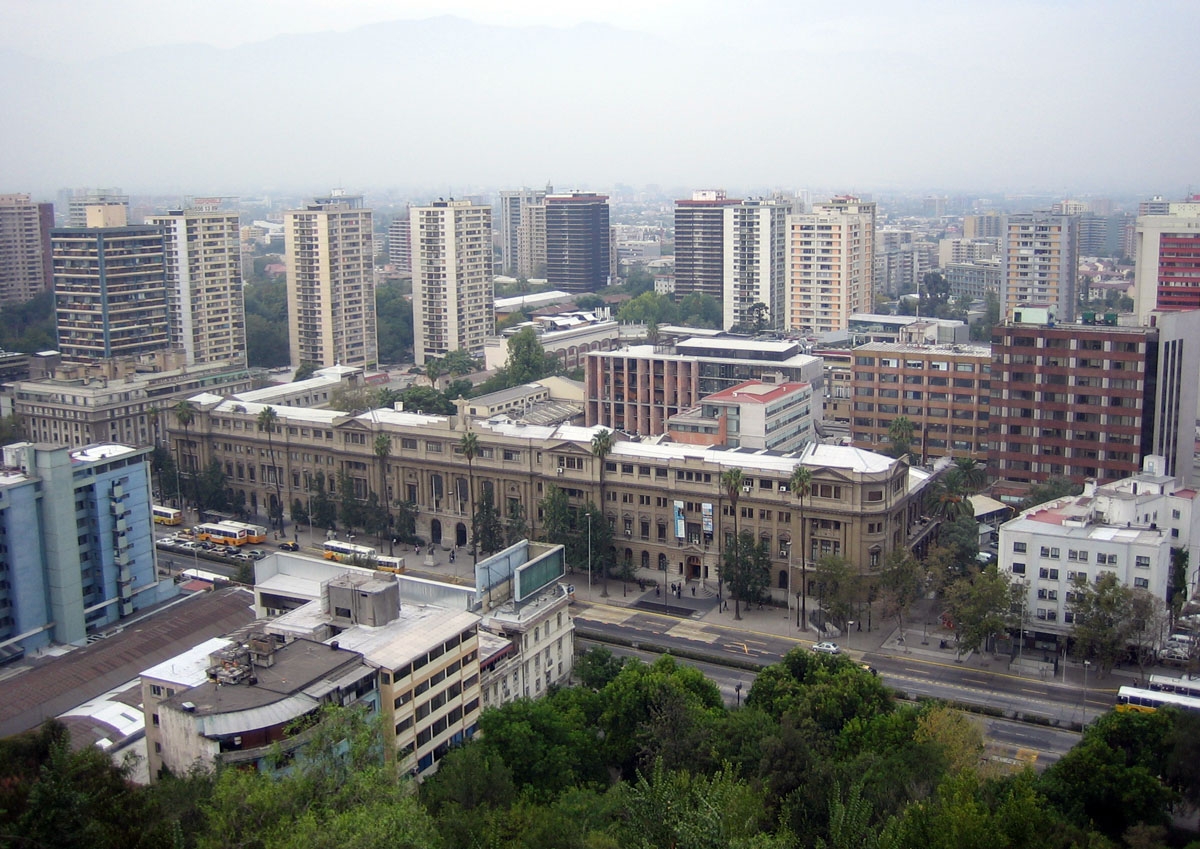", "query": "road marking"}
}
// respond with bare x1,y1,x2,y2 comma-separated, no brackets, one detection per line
577,607,637,626
725,641,751,655
1019,688,1043,694
667,622,720,643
